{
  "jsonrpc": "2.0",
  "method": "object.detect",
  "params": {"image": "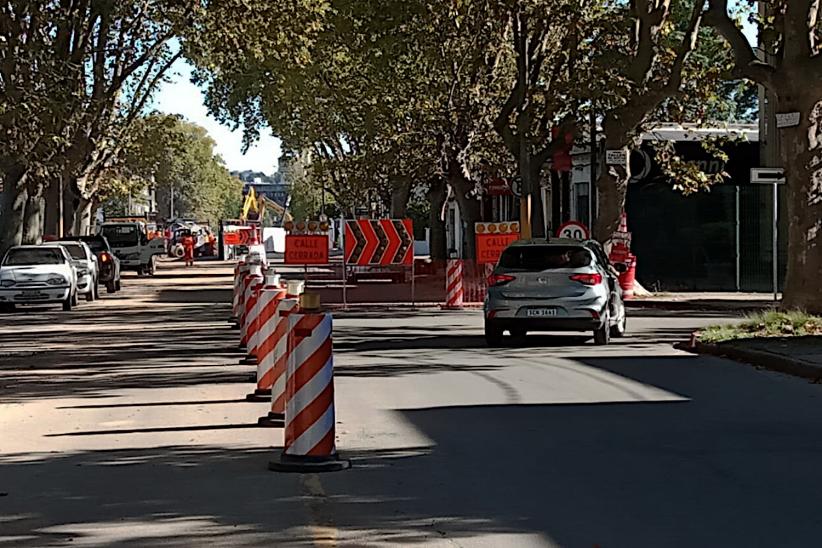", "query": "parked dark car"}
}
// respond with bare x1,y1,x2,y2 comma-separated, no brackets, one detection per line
63,235,122,293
